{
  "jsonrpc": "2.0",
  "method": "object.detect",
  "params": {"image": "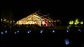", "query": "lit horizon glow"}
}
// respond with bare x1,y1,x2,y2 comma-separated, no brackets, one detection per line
69,19,83,25
16,11,57,27
16,13,46,26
